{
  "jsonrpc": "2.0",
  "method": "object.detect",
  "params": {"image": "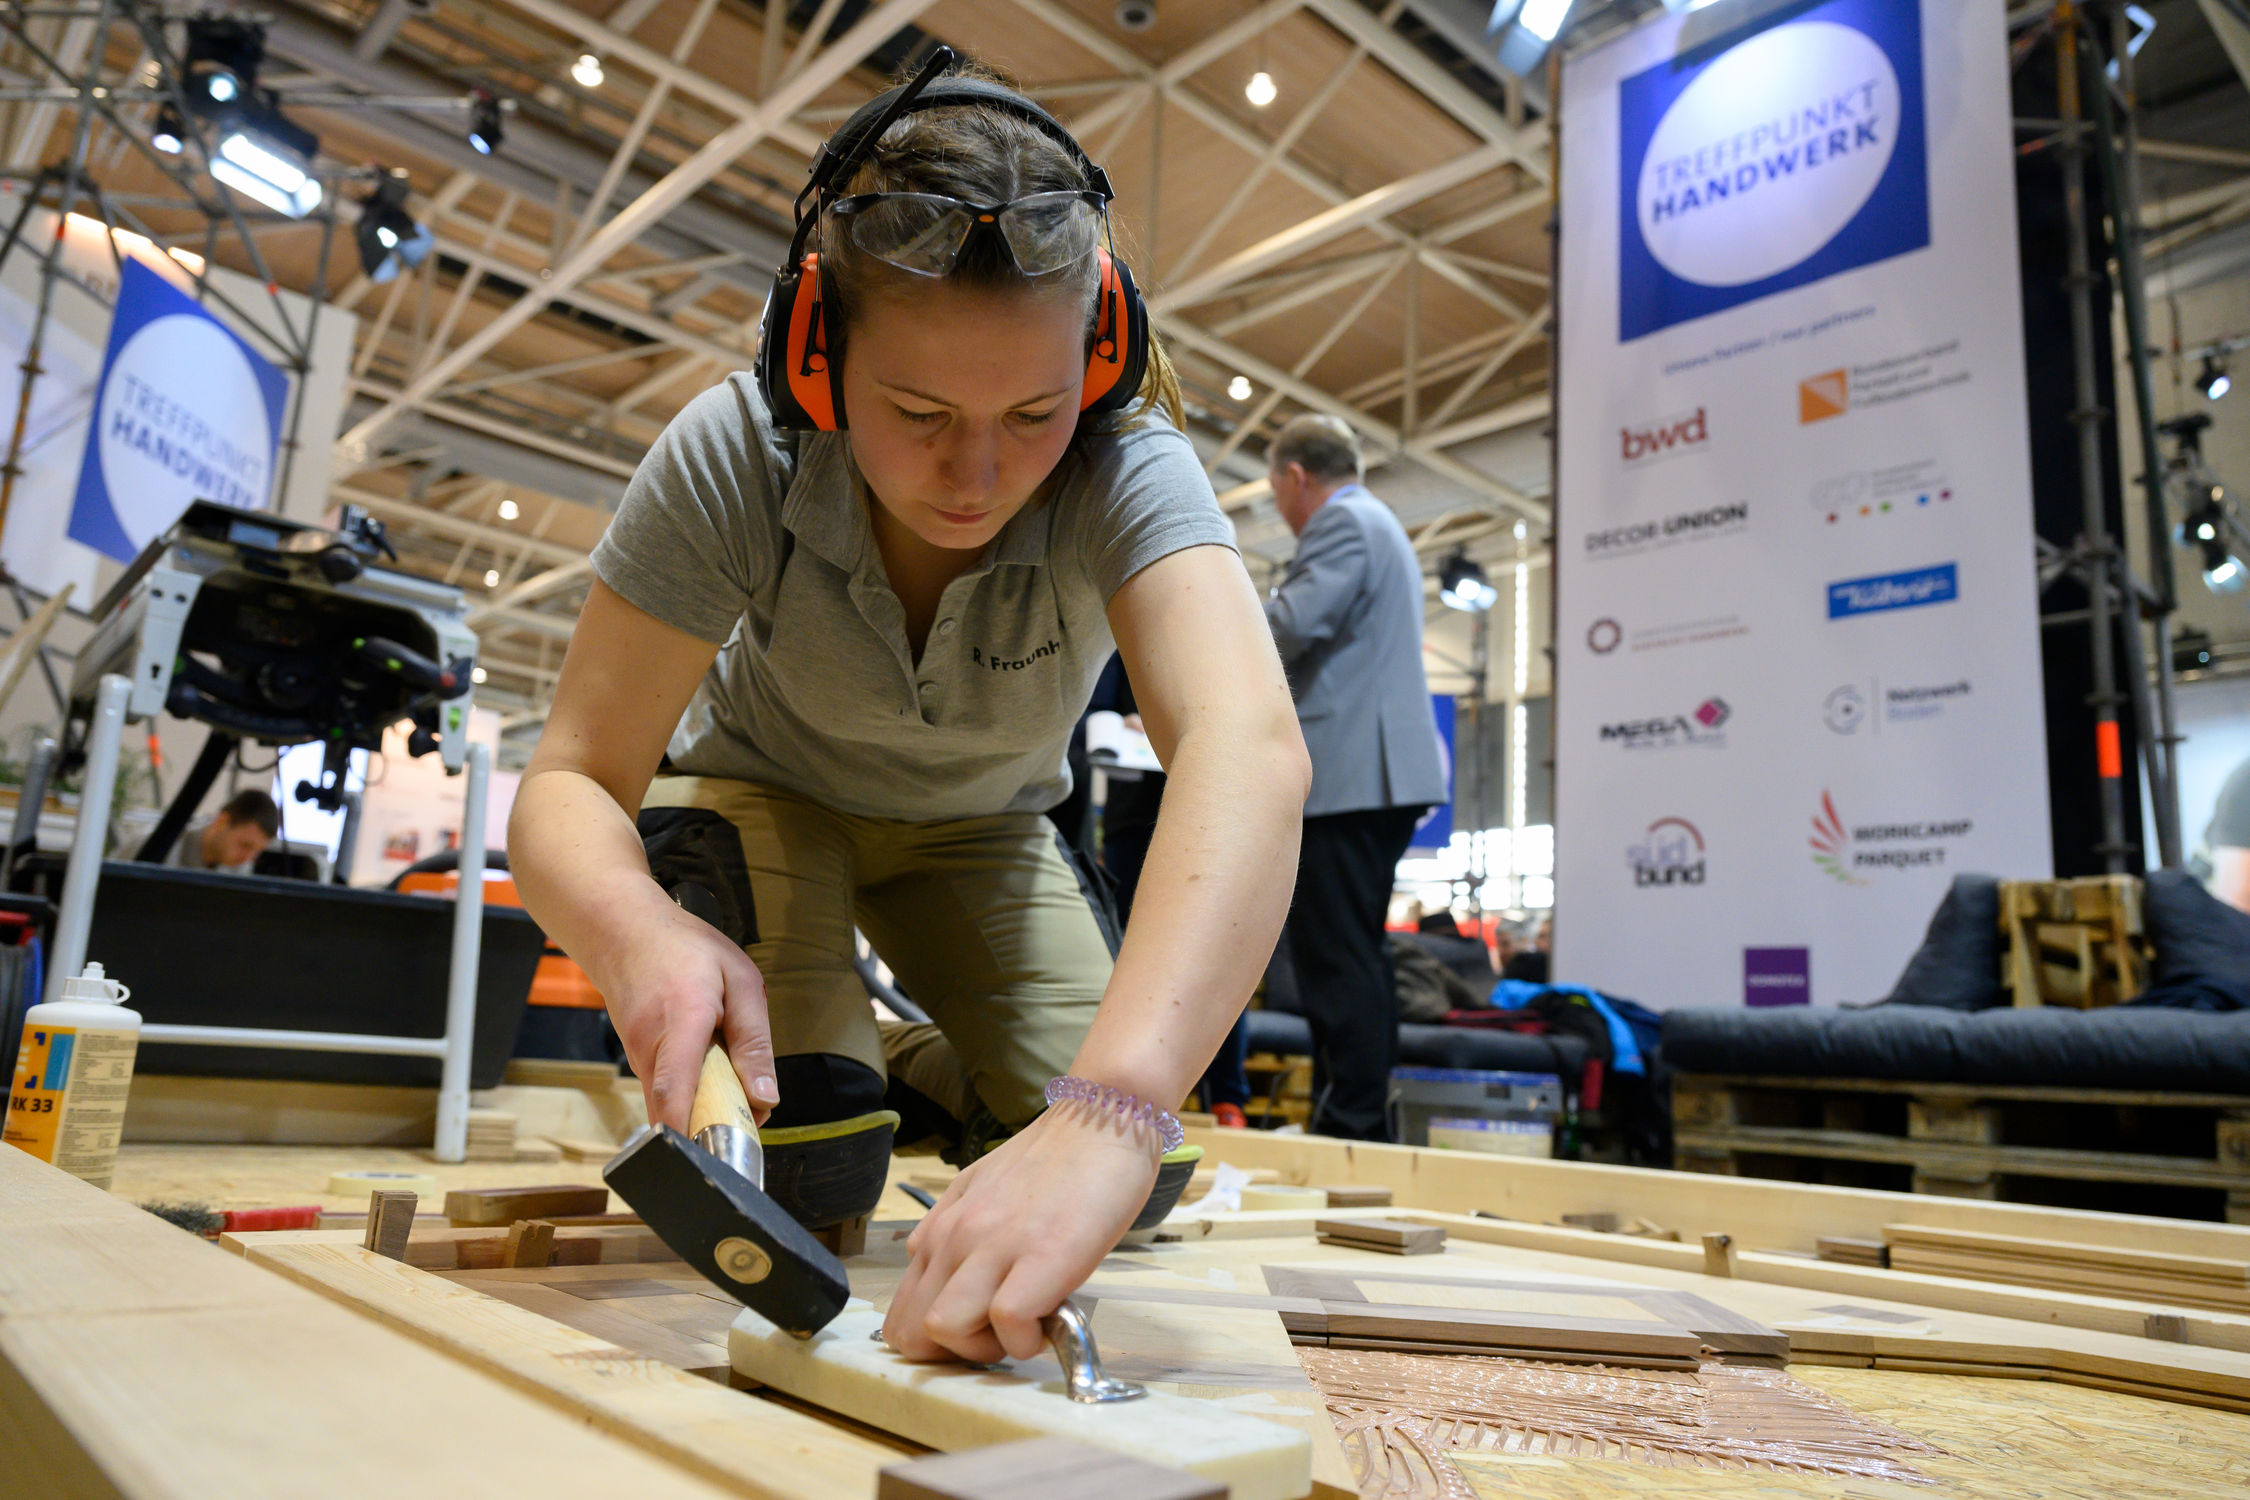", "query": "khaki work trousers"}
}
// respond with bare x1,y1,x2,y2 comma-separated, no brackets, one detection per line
642,775,1113,1129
